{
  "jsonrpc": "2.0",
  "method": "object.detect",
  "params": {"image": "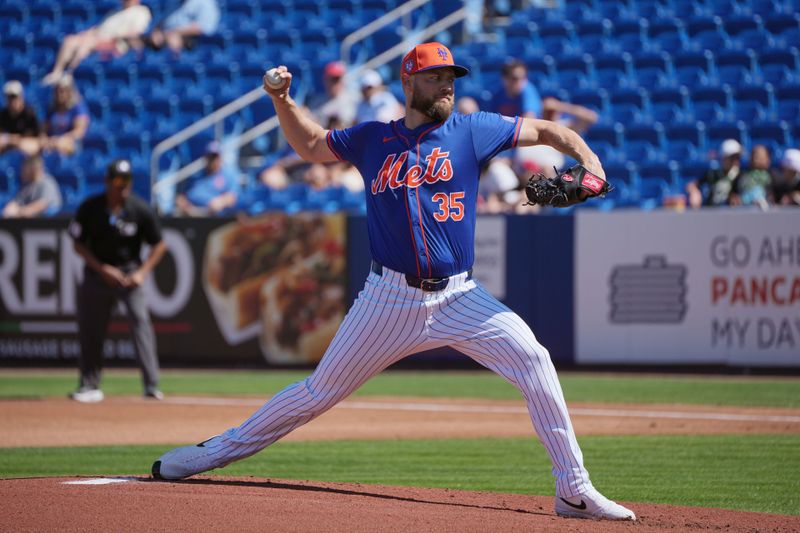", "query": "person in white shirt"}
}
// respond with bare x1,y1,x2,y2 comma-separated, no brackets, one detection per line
354,70,403,124
42,0,152,85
